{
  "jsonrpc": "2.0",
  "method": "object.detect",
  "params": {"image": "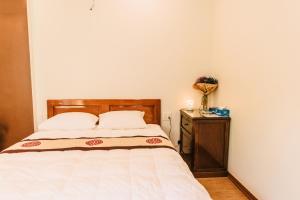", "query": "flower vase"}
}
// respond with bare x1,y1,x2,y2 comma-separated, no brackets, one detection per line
202,94,208,111
193,83,218,112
